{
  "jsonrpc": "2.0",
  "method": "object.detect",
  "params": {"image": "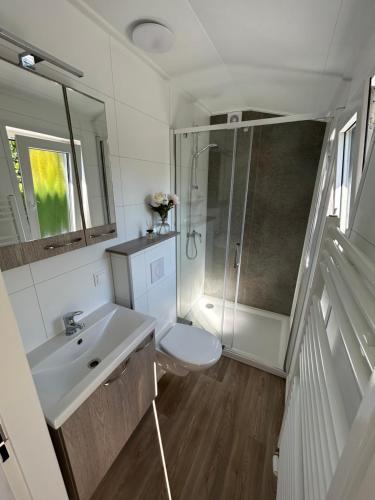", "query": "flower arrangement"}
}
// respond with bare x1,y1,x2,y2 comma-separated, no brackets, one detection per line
147,192,179,234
